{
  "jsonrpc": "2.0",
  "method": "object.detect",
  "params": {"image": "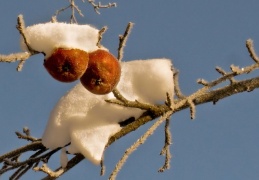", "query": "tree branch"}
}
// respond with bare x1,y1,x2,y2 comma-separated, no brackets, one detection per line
2,11,259,179
117,22,134,62
109,111,173,180
0,15,39,71
87,0,117,14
